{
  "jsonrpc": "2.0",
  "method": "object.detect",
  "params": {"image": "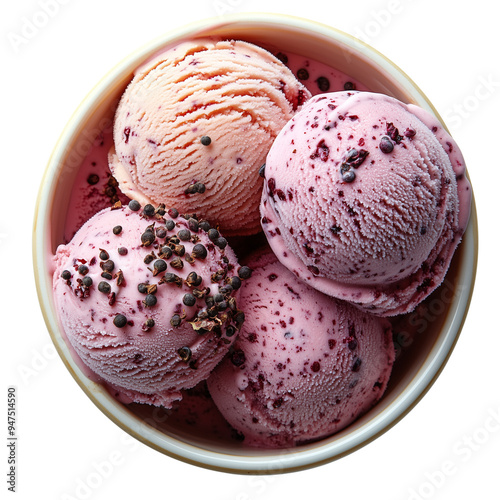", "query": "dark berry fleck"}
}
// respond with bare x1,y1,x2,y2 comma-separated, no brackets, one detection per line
98,282,111,294
192,243,207,259
310,139,329,162
275,52,288,64
258,163,266,177
344,81,356,90
87,174,99,185
352,357,362,372
159,246,172,259
228,276,241,290
178,228,191,241
142,204,155,216
153,259,167,274
208,228,219,242
61,270,71,280
273,397,284,409
187,218,199,232
81,276,93,287
297,68,309,80
199,221,211,232
200,135,211,146
231,349,246,367
170,314,182,327
117,247,128,256
128,200,141,211
178,346,192,362
311,361,321,372
405,127,416,138
342,170,356,183
143,294,157,307
113,314,127,328
156,227,167,239
101,260,115,272
345,148,369,168
386,122,403,144
183,293,196,307
141,231,155,246
78,265,89,276
316,76,330,91
380,135,394,154
113,226,122,235
215,237,227,249
238,266,252,280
